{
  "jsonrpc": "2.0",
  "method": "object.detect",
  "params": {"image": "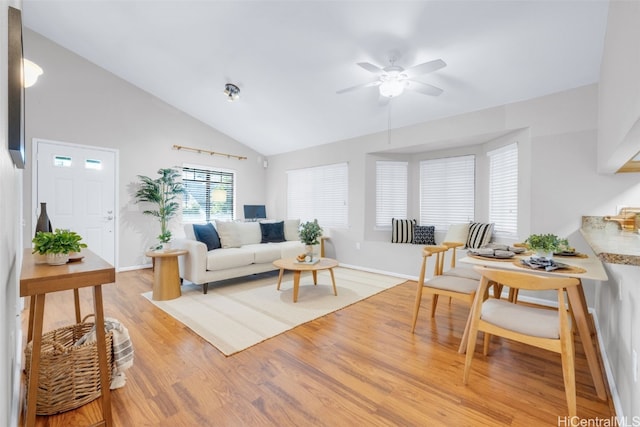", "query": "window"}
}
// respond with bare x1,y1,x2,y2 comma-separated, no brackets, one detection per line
287,162,348,227
376,160,408,227
420,155,475,230
488,143,518,236
182,166,234,222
